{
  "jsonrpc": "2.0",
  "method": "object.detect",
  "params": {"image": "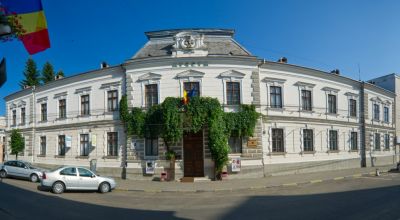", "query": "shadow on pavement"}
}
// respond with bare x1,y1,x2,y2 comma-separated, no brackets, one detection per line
220,185,400,220
0,182,186,220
